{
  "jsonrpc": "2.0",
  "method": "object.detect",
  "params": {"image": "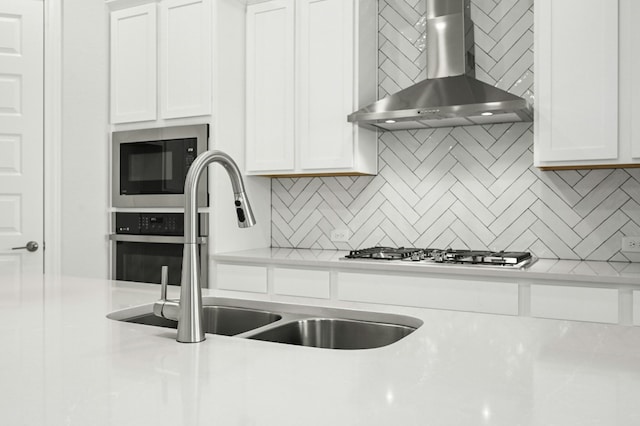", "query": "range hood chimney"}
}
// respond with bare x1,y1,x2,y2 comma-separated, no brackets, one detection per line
348,0,532,131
